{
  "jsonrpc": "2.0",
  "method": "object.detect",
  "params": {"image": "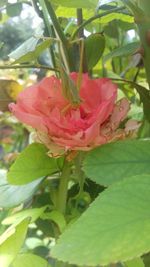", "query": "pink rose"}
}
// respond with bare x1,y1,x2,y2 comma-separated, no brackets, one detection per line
9,73,133,154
